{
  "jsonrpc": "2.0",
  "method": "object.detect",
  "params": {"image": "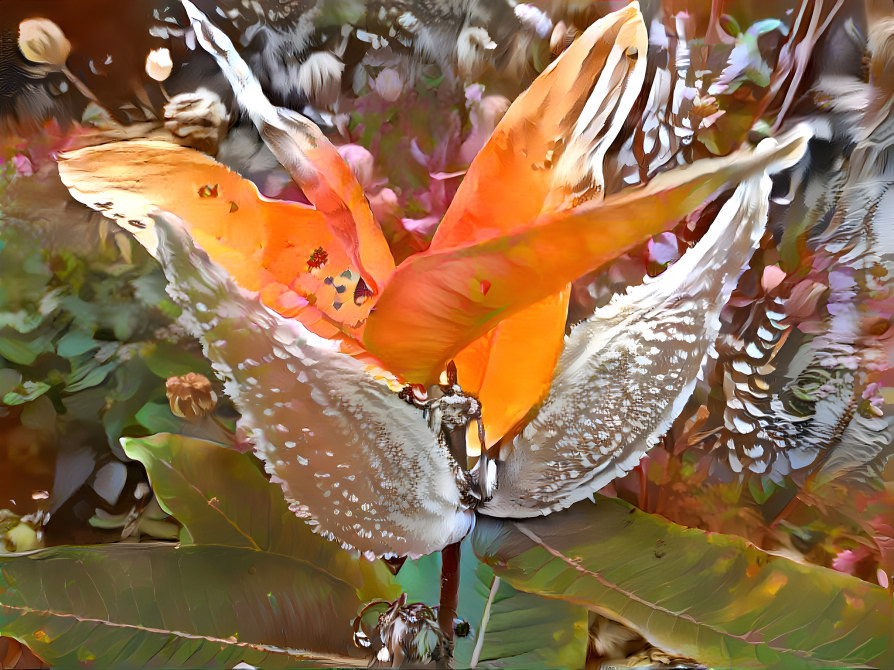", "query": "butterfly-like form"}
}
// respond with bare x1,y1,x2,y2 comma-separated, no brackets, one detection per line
58,1,810,558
